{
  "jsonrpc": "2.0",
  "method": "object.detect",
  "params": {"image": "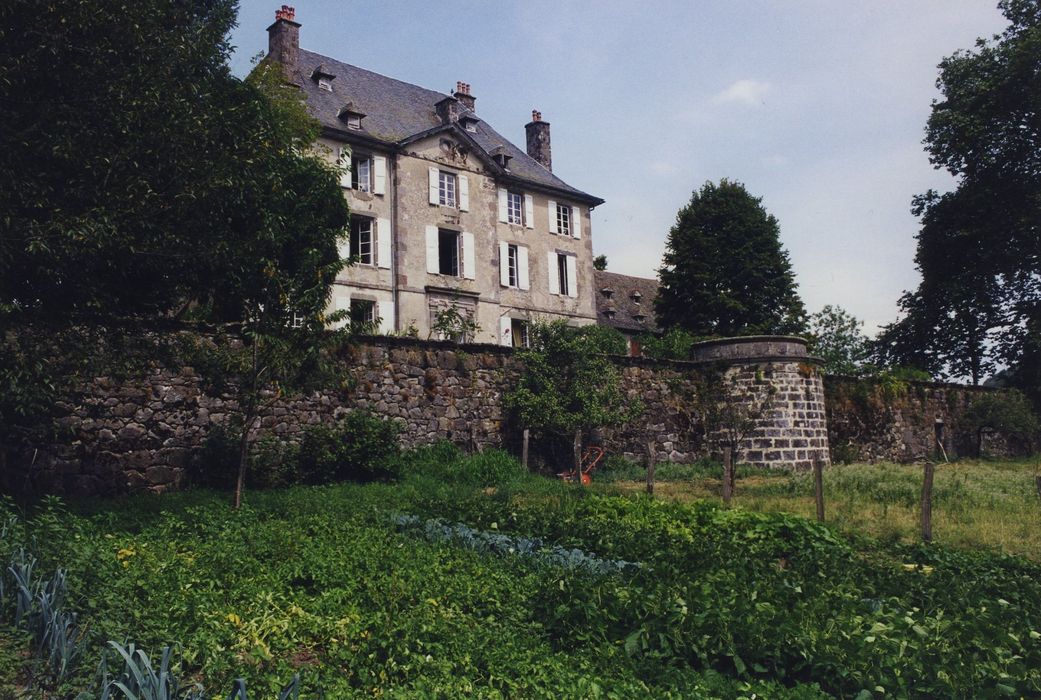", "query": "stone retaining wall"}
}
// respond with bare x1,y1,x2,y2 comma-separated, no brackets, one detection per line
3,335,839,496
